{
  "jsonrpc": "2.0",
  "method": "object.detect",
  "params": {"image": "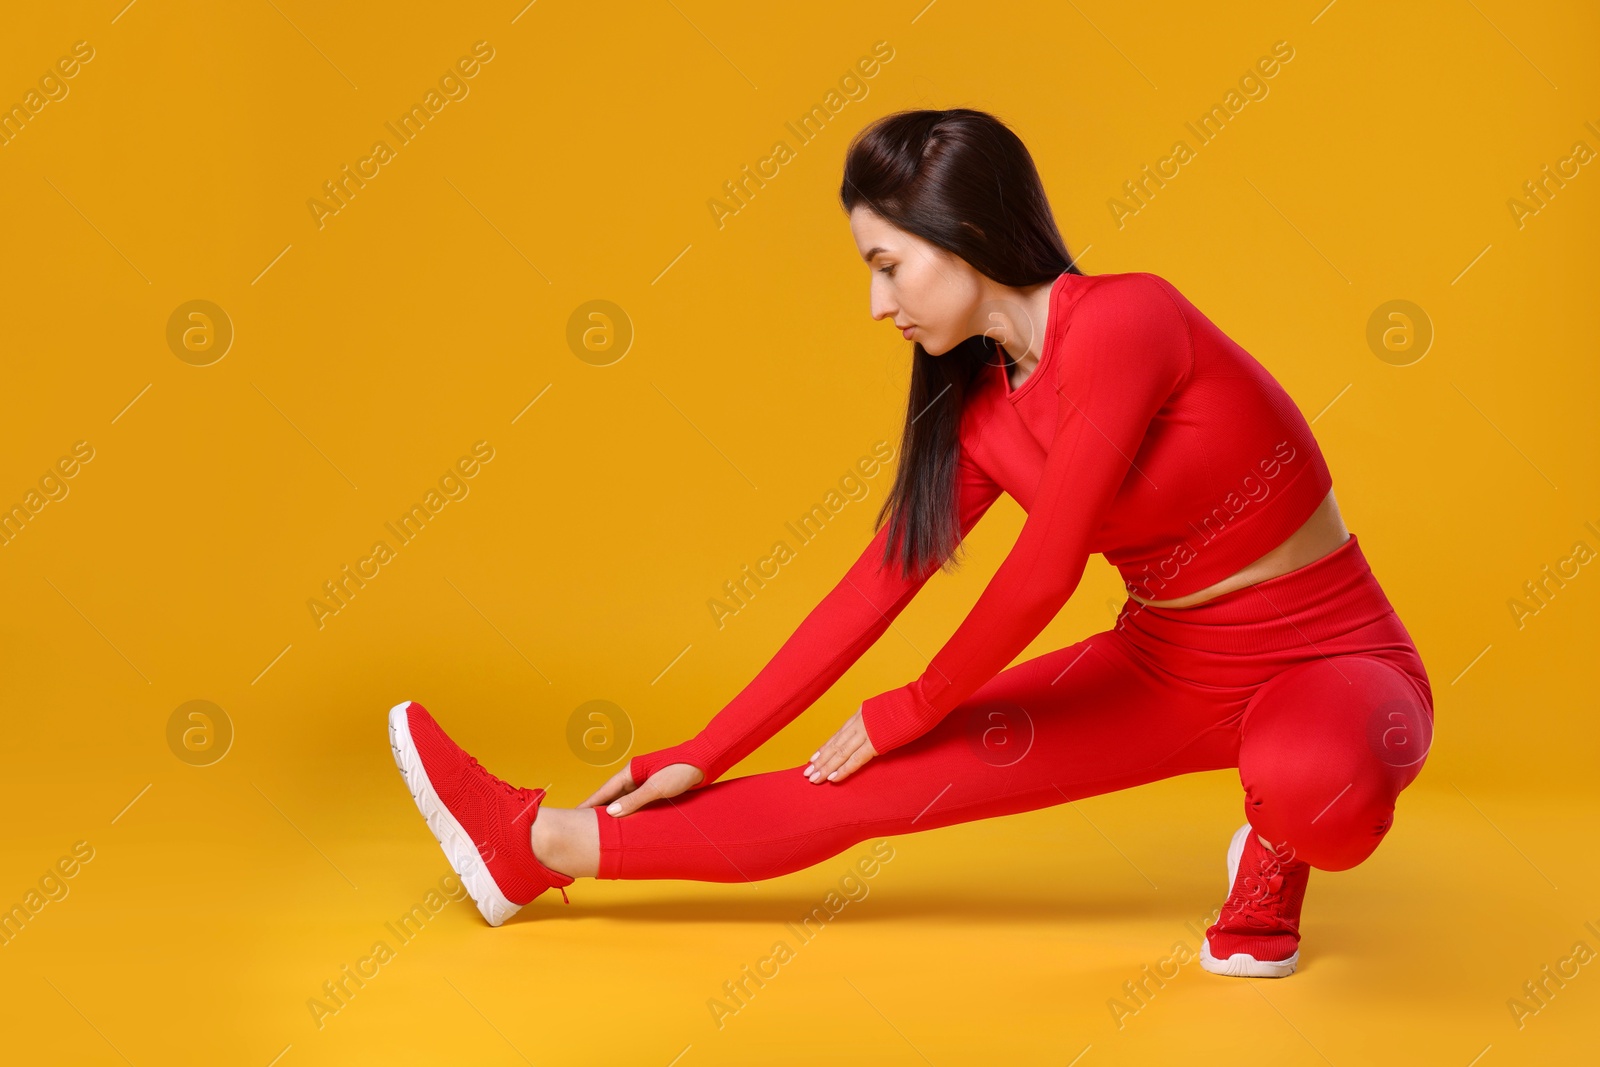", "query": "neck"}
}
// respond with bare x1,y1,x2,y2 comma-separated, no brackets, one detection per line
987,279,1055,383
